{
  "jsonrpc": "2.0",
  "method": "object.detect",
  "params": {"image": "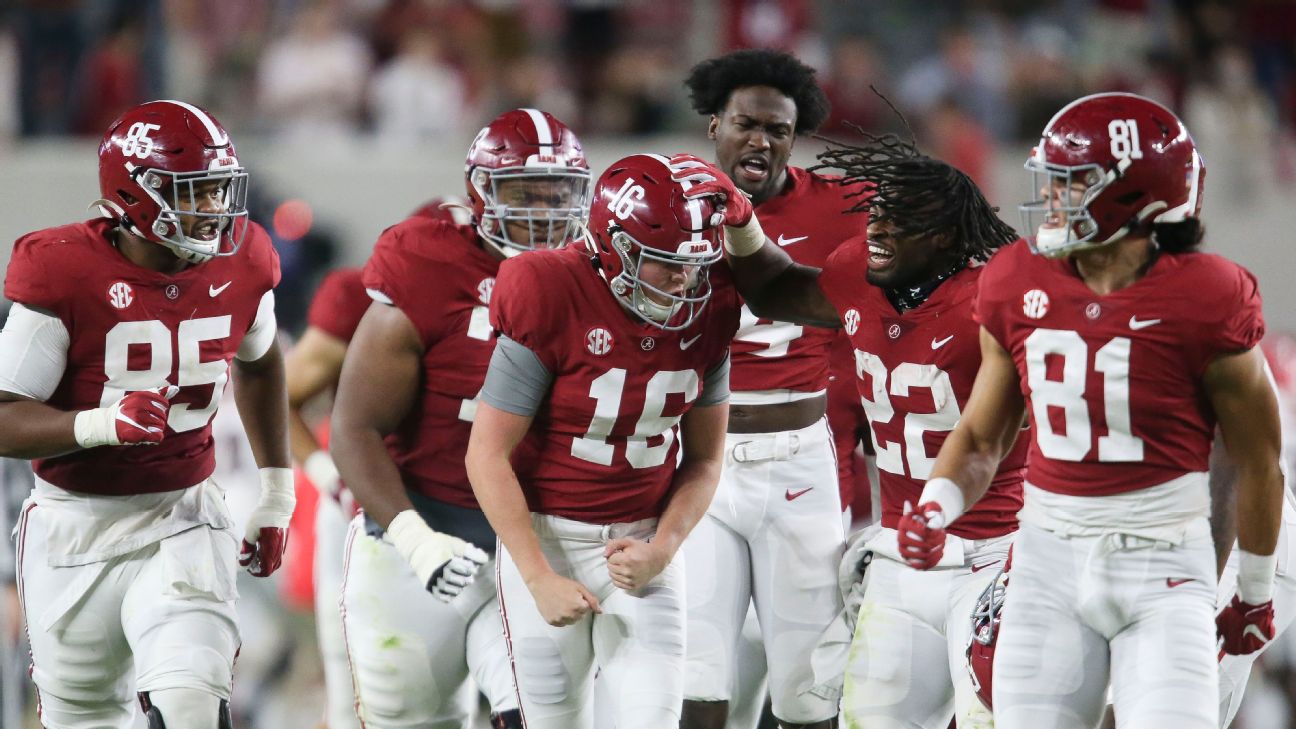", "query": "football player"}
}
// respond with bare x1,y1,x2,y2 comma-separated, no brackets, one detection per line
902,93,1284,729
285,197,466,729
680,131,1027,727
465,153,742,729
679,48,857,729
328,109,590,729
0,100,290,729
